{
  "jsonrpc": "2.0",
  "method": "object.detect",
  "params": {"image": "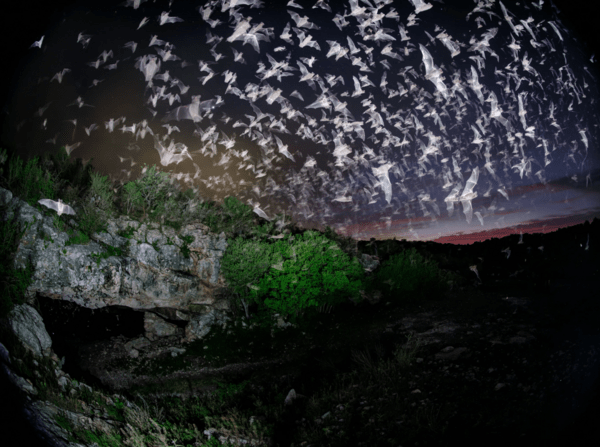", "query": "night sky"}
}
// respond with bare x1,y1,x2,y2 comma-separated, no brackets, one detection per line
1,0,600,244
